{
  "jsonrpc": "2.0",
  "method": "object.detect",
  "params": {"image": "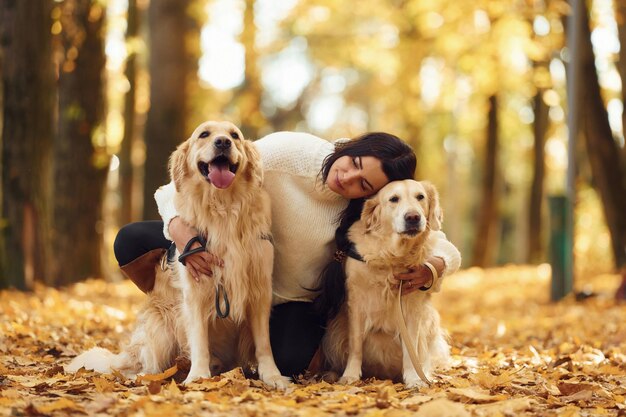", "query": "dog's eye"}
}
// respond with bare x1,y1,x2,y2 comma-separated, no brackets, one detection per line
416,194,425,201
389,196,399,203
230,131,240,140
199,131,210,139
